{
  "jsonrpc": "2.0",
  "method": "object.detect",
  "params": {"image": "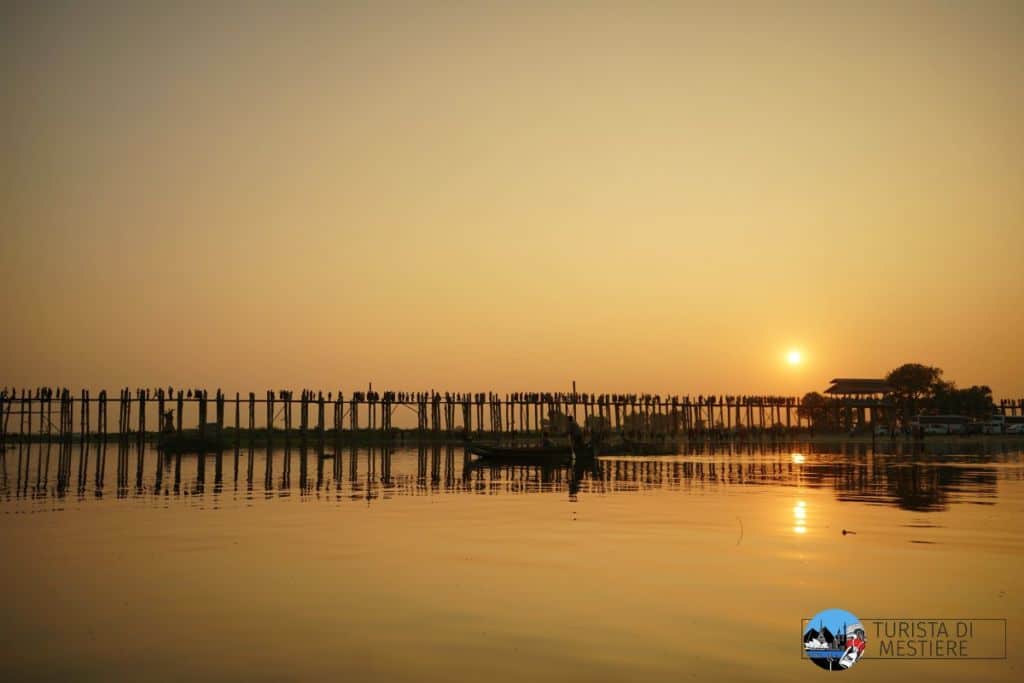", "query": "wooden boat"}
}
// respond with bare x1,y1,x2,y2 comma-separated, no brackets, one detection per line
467,443,593,466
599,439,679,455
157,428,226,454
